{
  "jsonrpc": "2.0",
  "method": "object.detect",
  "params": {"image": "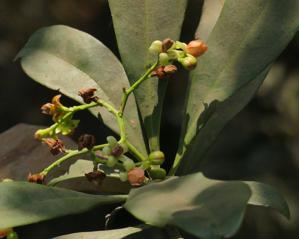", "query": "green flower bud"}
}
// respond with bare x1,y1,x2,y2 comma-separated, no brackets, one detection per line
149,167,167,180
119,171,128,182
149,40,162,54
102,146,112,155
148,151,165,165
107,136,117,148
141,160,151,170
175,41,187,52
123,158,135,171
179,54,197,70
7,232,19,239
159,53,169,66
107,155,117,167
